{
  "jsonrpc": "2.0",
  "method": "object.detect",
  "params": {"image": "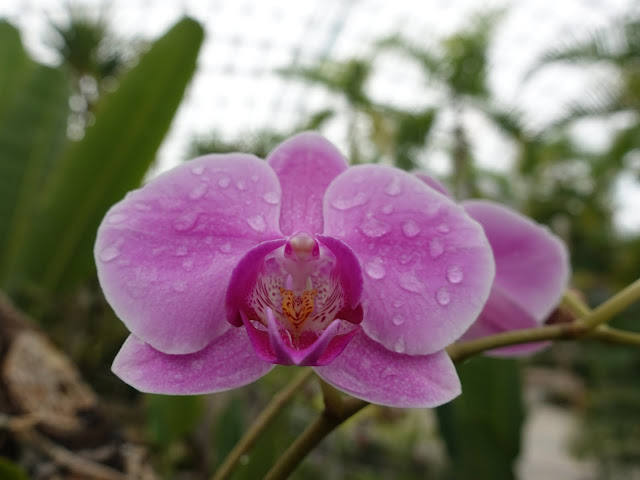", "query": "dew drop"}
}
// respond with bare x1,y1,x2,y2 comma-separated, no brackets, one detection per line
217,175,231,188
437,224,451,233
394,337,406,353
172,280,187,292
402,220,420,238
182,258,194,271
99,245,120,262
134,202,151,211
263,191,280,205
220,242,232,253
364,258,386,279
236,180,247,191
436,287,451,306
189,183,207,199
447,265,463,284
398,254,411,265
251,174,259,182
173,211,198,231
393,300,404,308
359,217,391,238
247,215,266,232
107,212,127,224
384,176,402,196
399,273,423,293
429,237,444,258
382,204,393,214
392,315,405,326
331,192,367,210
191,165,204,175
174,245,188,256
